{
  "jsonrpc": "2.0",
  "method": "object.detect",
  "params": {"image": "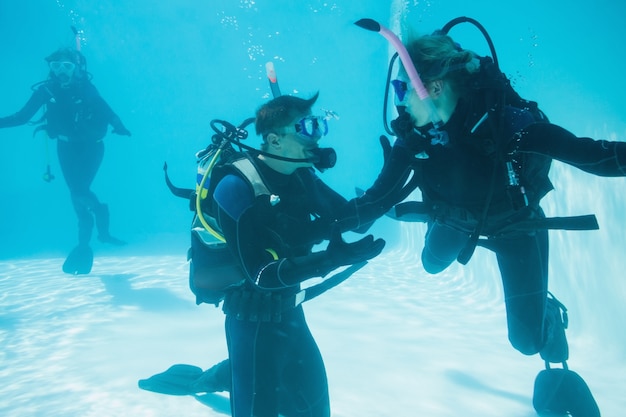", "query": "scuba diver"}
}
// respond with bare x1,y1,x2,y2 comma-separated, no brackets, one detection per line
140,64,412,407
0,47,131,274
203,93,385,417
351,16,626,416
